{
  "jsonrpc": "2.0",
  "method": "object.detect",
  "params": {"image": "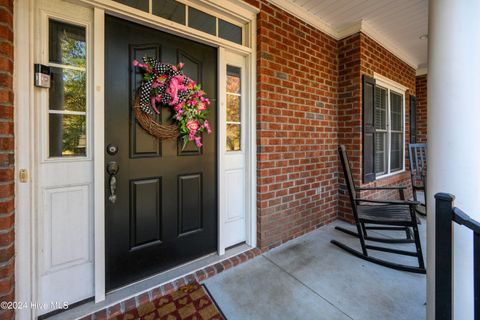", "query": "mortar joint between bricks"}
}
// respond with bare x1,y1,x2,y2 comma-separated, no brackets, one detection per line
0,5,13,14
0,196,13,203
0,70,13,78
0,210,14,217
0,226,13,234
0,257,13,268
